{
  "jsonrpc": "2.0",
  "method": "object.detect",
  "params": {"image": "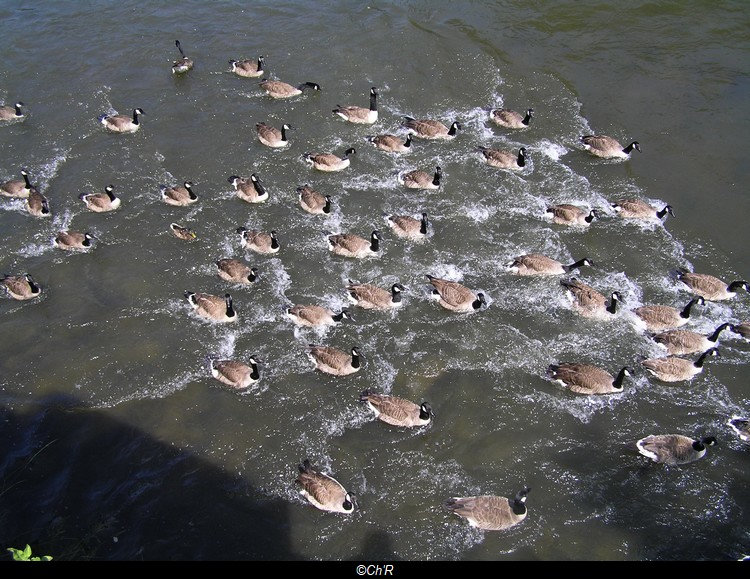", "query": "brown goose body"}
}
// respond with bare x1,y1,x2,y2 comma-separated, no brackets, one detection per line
26,189,51,217
256,122,291,148
229,57,264,78
402,116,461,140
260,79,320,99
286,304,351,328
169,223,197,240
161,182,197,206
1,170,36,198
332,87,378,124
641,348,719,382
0,102,25,122
636,434,716,465
652,323,733,355
547,363,630,394
676,271,749,301
633,297,704,332
237,227,280,254
490,107,533,129
296,459,354,514
612,199,674,221
399,166,441,190
346,281,403,310
215,258,258,285
184,291,237,323
427,275,486,313
1,274,41,300
507,254,593,276
304,148,356,172
446,488,530,531
99,108,144,133
546,204,597,226
171,40,193,73
307,345,361,376
208,356,259,389
366,133,412,153
581,135,640,159
54,230,95,250
297,185,331,215
477,146,526,170
327,231,380,258
387,213,428,241
229,175,268,204
560,278,619,319
360,390,433,427
79,186,120,212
